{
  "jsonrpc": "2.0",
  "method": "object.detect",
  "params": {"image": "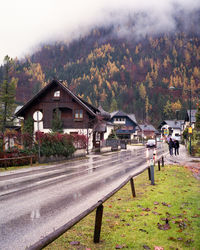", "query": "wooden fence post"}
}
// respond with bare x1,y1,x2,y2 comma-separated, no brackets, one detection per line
148,167,151,180
94,204,104,243
130,178,136,197
158,160,161,171
162,156,164,167
150,159,155,185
